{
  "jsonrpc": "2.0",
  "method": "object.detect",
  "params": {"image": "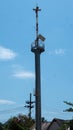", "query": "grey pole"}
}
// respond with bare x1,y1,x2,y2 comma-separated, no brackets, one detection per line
35,52,41,130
